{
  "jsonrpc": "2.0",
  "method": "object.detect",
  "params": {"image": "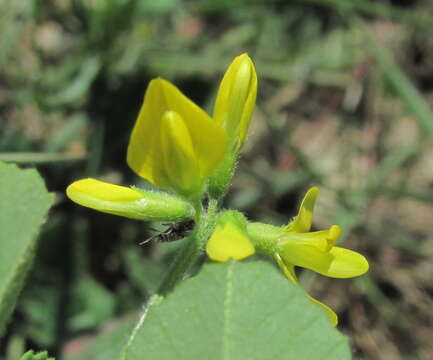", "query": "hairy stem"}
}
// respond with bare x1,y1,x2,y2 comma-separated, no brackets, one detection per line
120,199,219,359
157,198,218,296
